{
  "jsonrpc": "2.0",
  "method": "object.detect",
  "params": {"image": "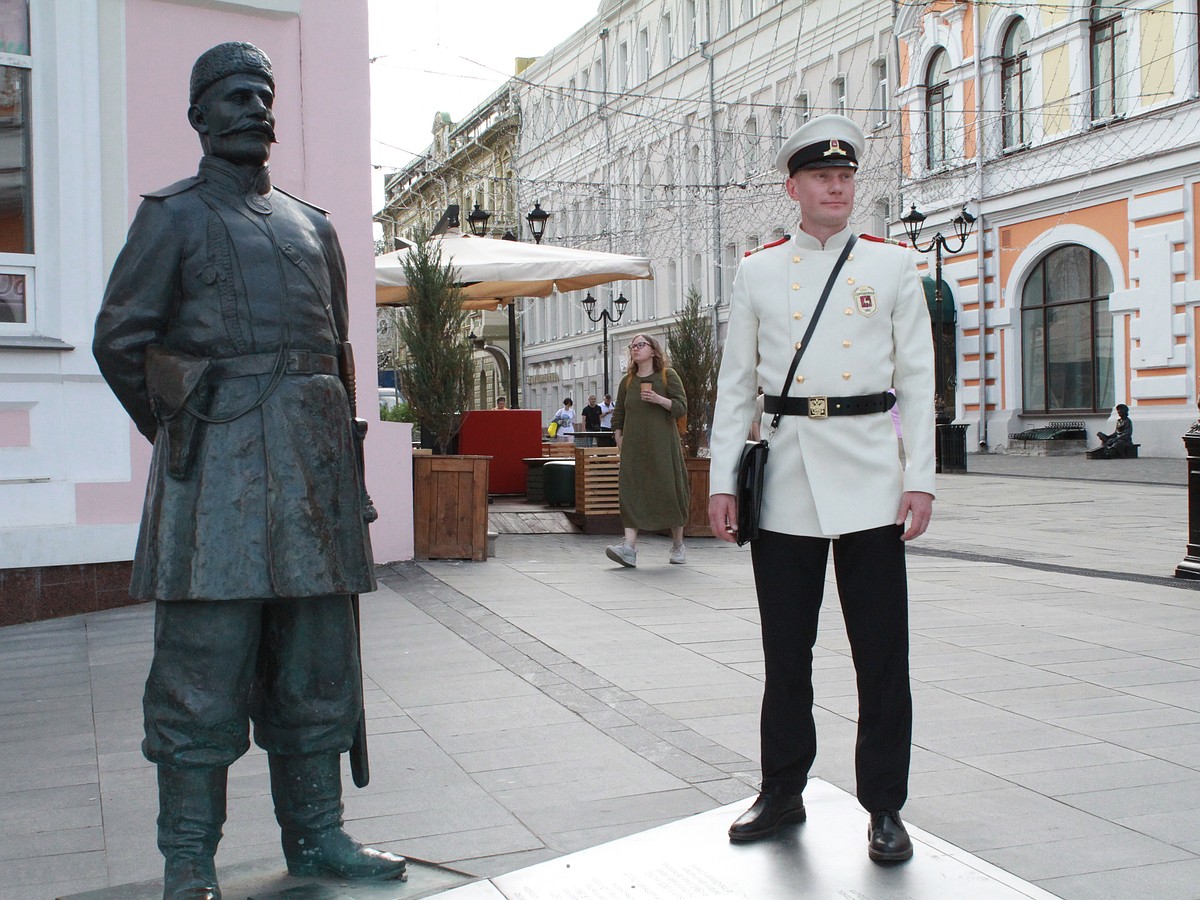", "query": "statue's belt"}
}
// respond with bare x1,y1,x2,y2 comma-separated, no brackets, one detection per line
764,391,895,419
207,350,338,380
